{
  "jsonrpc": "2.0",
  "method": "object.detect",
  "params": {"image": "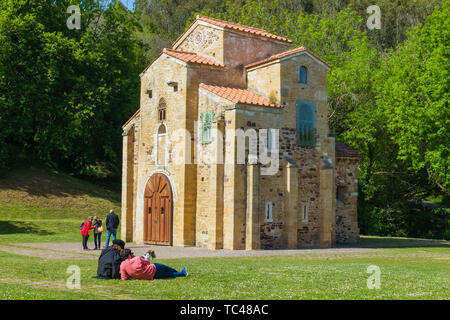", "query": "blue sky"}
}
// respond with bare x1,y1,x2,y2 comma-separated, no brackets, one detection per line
120,0,135,11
